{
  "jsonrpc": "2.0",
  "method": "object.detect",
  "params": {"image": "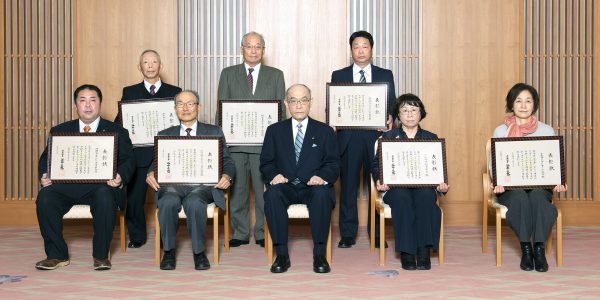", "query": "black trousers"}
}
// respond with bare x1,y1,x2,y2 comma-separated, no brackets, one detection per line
36,184,118,260
264,183,334,256
498,189,557,243
125,166,149,243
383,188,441,255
